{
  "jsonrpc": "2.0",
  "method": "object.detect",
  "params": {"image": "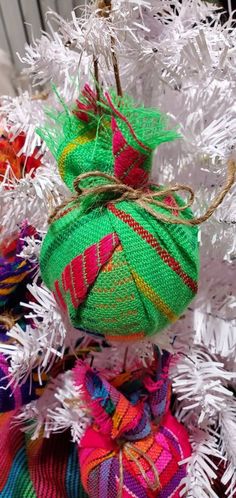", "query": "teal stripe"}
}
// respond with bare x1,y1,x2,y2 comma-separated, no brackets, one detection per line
0,447,36,498
66,442,88,498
